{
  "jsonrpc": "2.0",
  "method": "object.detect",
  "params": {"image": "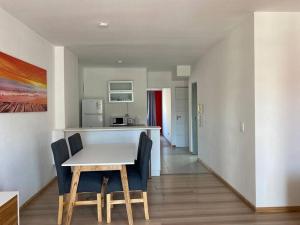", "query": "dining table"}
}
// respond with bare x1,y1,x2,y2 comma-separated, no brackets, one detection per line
62,143,136,225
